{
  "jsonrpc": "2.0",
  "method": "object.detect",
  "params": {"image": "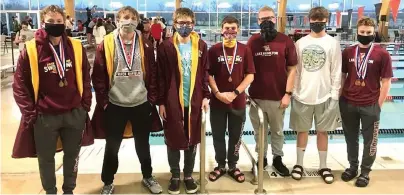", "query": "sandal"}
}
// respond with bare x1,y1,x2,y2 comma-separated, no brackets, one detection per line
355,174,370,187
228,168,245,183
291,165,304,180
341,168,358,182
319,168,334,184
208,167,226,182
